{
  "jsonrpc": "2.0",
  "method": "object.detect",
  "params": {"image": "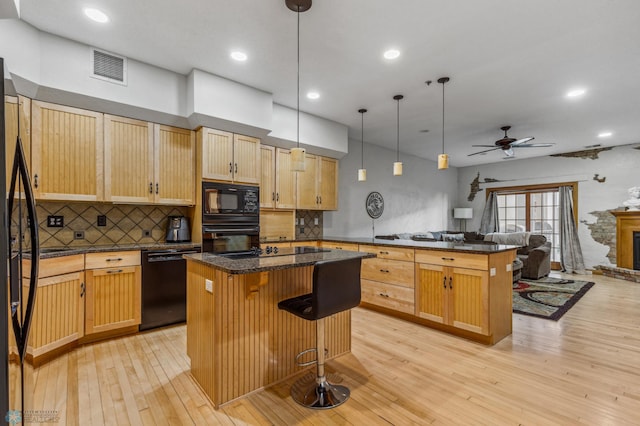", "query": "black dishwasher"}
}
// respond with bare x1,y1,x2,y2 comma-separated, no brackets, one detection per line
140,248,199,331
